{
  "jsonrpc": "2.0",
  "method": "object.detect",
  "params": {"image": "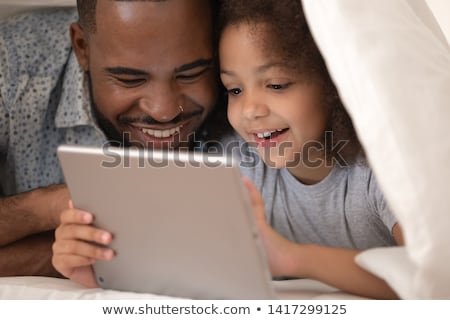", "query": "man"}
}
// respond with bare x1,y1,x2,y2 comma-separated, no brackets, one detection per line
0,0,225,277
